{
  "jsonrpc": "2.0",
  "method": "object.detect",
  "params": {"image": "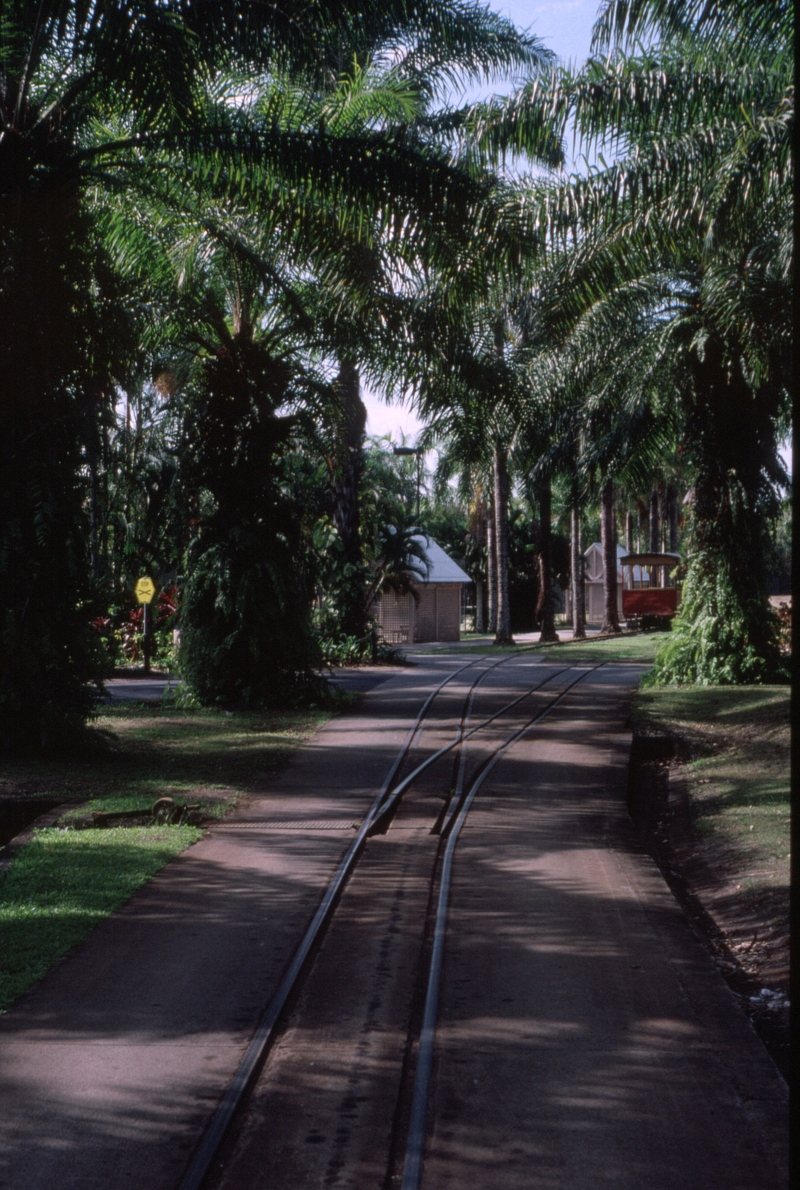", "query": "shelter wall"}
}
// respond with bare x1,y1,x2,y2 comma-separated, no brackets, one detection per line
374,584,462,643
413,584,461,641
566,580,623,622
375,590,412,644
